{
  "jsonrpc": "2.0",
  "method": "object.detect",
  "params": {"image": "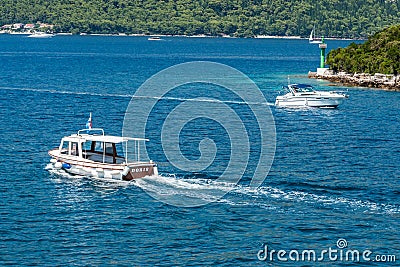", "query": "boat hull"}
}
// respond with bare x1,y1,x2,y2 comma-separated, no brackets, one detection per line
122,164,157,181
275,84,348,108
275,96,345,108
48,149,158,180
